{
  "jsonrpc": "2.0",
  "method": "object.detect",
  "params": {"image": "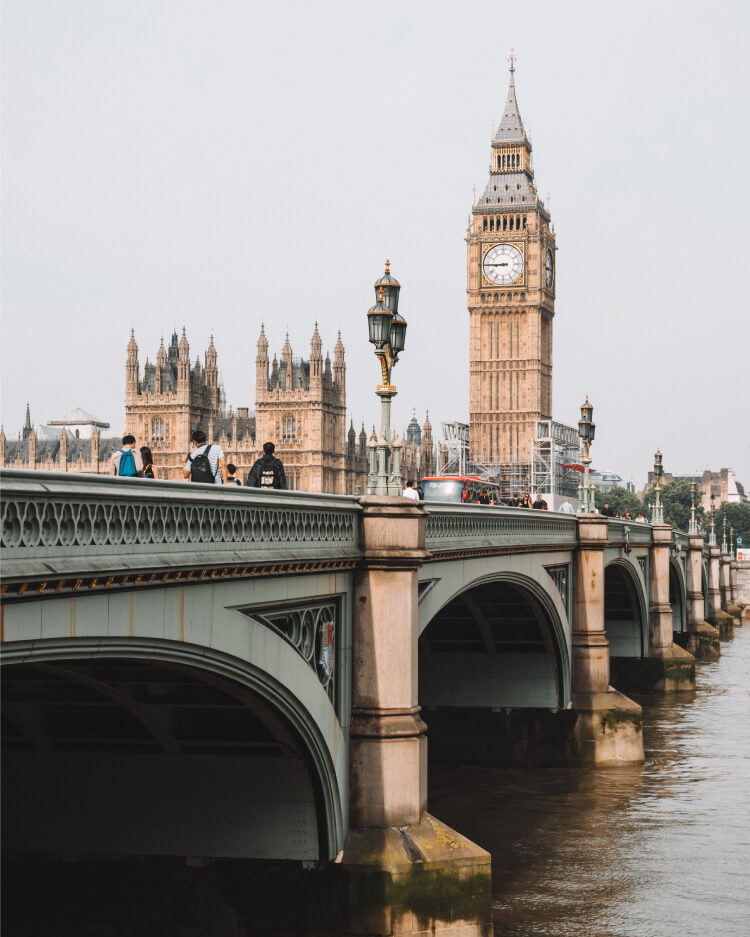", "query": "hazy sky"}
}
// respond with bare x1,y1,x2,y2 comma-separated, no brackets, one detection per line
2,0,748,489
